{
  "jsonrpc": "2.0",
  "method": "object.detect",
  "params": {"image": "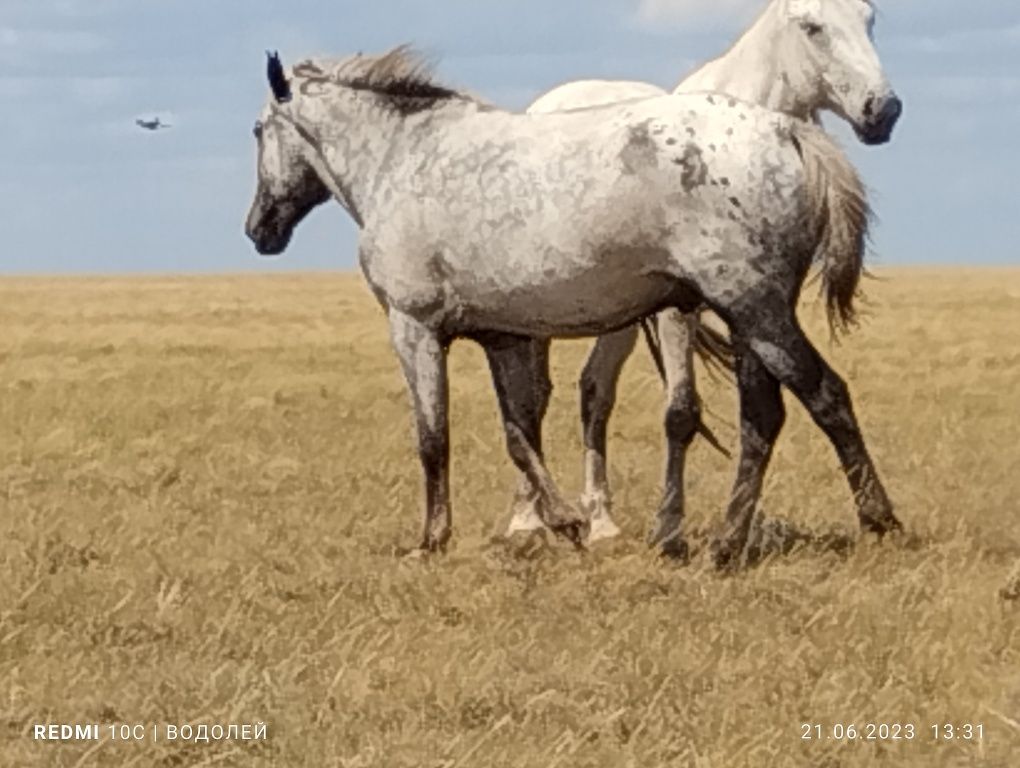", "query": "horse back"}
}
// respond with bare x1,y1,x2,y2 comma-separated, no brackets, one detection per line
370,95,807,277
